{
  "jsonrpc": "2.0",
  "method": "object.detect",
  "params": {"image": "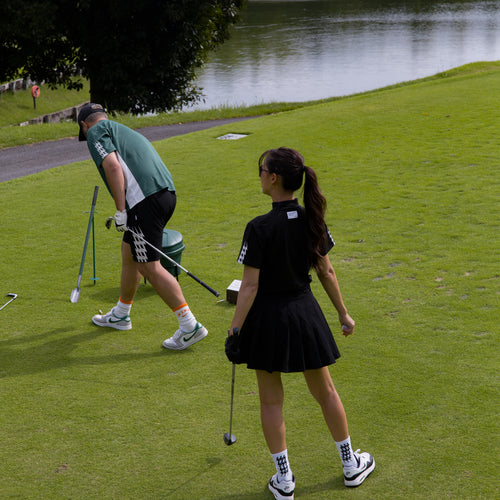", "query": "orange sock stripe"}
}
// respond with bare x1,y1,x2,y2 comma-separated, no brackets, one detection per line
172,302,188,312
119,298,134,305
